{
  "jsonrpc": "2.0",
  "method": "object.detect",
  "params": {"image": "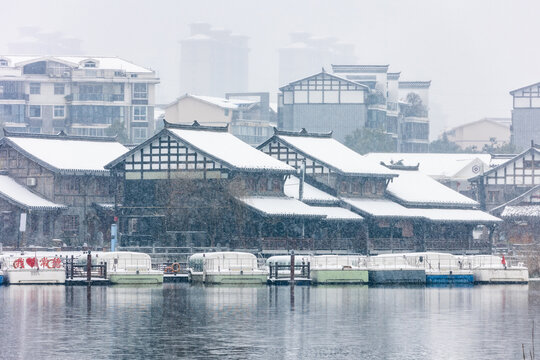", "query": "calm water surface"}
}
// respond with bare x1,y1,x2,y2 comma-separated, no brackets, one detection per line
1,283,539,359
